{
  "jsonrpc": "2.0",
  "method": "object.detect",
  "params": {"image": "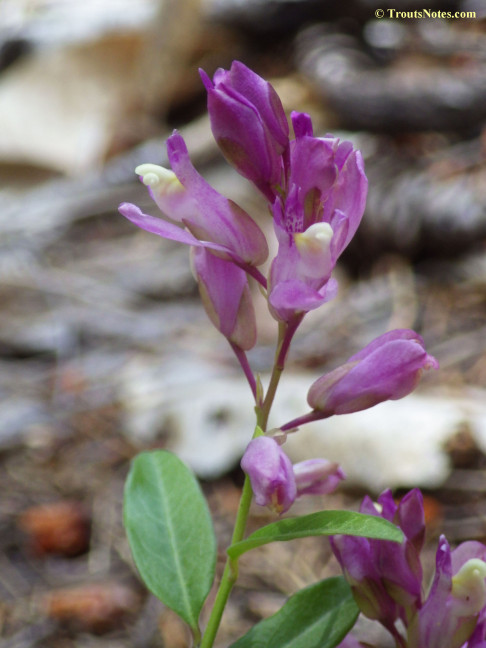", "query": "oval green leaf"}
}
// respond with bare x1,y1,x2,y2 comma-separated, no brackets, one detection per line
124,450,216,633
229,576,359,648
227,510,403,559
